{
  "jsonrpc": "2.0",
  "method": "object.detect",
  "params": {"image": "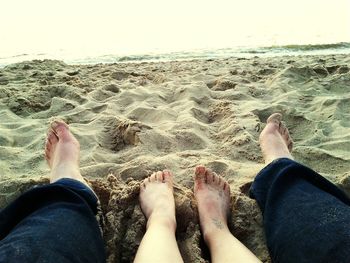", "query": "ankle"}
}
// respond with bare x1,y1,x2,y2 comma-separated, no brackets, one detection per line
147,212,177,232
203,225,231,245
265,154,293,165
50,166,82,182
